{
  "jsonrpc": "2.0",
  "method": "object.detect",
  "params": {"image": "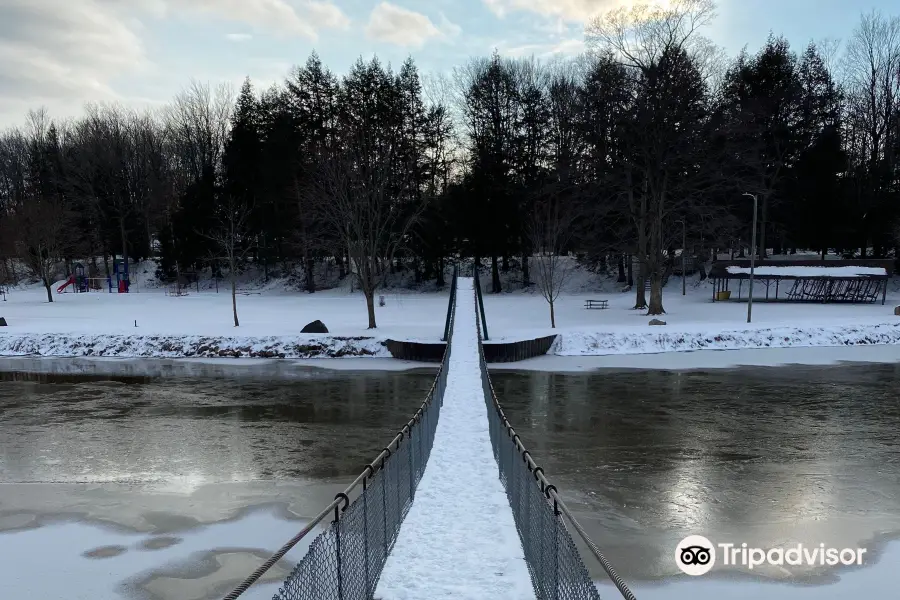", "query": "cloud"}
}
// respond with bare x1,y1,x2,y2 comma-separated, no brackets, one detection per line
305,0,351,30
501,38,586,58
0,0,148,123
137,0,351,40
482,0,628,22
225,32,253,41
0,0,351,126
365,3,460,48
